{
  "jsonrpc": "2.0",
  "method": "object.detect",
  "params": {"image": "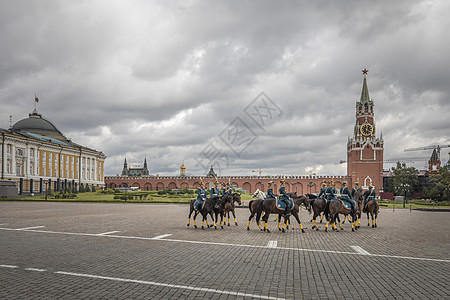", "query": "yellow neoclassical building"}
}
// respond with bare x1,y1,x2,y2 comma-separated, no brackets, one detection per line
1,108,106,195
